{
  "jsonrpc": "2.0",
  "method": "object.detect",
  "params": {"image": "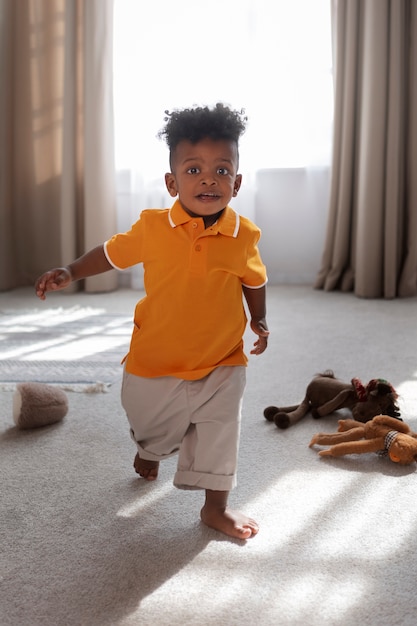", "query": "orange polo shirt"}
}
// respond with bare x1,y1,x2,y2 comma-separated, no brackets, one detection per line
104,200,267,380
